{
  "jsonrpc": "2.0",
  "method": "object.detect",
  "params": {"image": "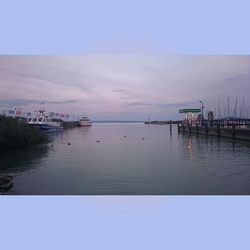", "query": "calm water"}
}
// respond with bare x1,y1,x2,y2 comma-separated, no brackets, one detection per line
1,123,250,194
